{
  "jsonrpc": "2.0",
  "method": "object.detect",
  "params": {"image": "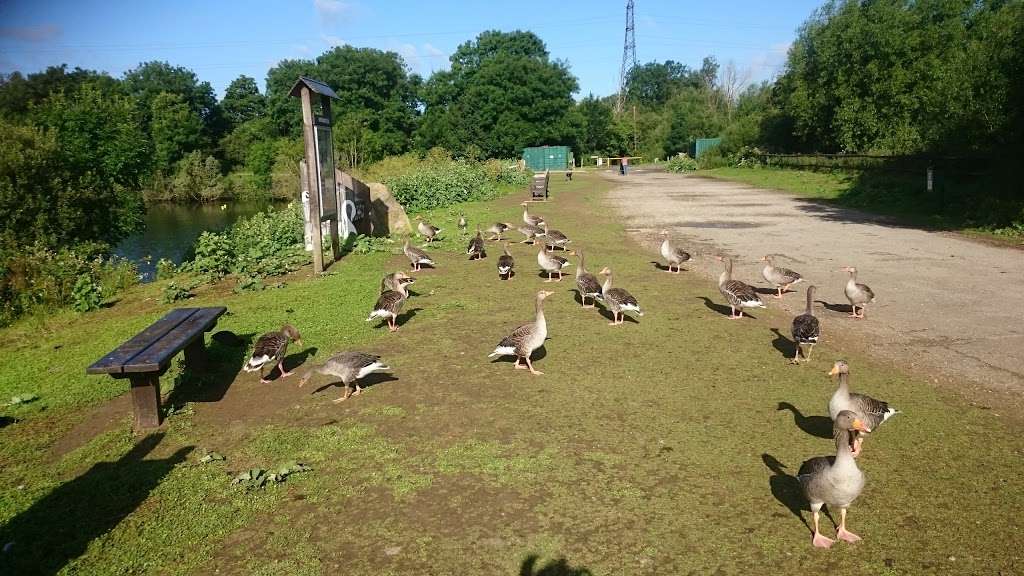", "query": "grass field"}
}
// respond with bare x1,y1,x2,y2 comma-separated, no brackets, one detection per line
701,167,1024,246
1,172,1022,575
